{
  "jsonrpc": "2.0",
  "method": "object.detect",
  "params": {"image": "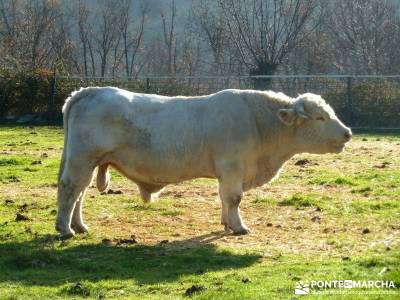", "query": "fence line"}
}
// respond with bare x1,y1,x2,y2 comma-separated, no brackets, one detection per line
57,74,400,80
1,73,400,129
